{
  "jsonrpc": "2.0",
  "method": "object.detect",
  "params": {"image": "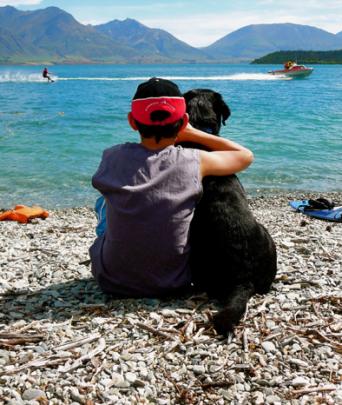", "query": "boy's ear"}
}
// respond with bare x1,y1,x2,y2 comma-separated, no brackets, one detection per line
128,112,138,131
180,113,189,131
